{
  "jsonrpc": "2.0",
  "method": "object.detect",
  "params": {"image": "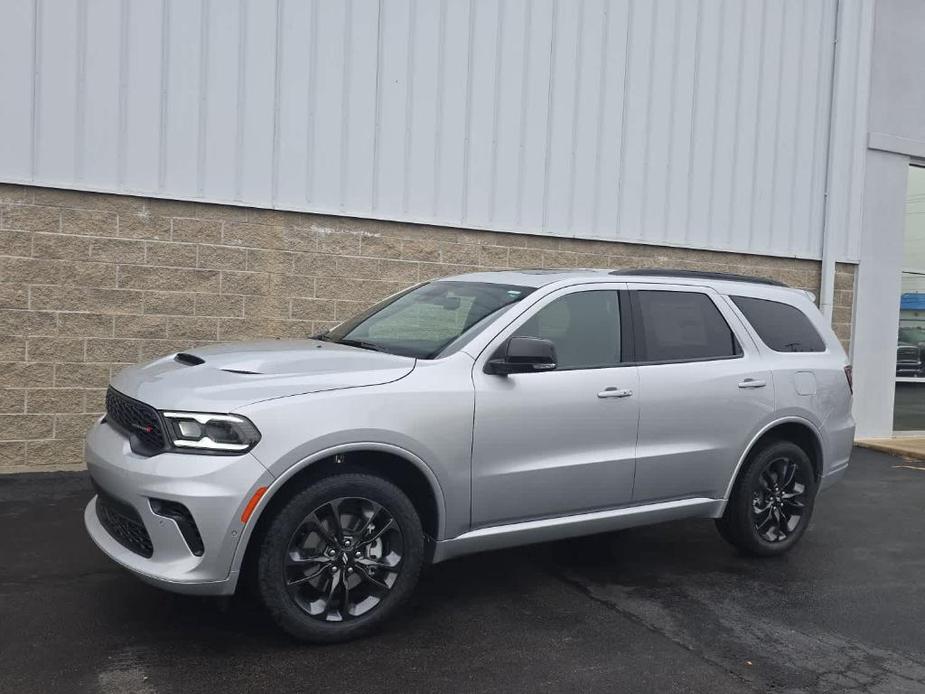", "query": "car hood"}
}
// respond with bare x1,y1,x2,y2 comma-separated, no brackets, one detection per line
110,339,416,411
